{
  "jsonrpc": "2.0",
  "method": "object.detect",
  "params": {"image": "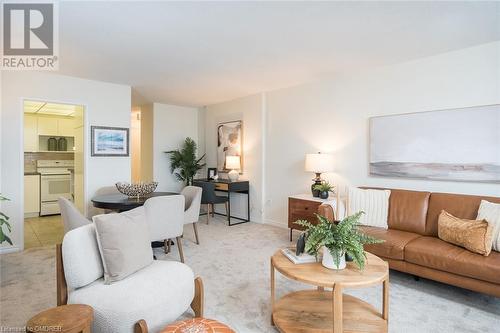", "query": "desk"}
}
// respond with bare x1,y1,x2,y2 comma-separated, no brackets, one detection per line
193,179,250,226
